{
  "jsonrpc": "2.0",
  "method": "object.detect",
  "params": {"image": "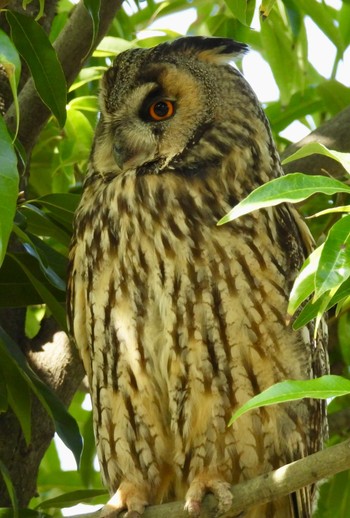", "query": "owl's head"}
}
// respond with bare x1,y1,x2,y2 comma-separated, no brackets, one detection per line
91,37,272,180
